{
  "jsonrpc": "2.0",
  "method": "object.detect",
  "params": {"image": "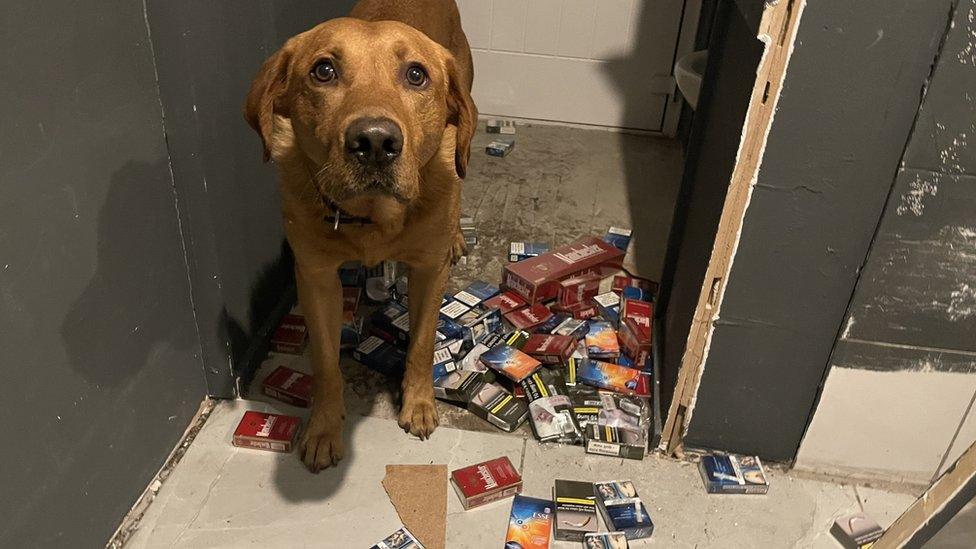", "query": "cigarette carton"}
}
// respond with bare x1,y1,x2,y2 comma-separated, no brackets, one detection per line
620,295,653,329
262,366,312,407
553,480,599,541
569,385,603,428
593,480,654,540
457,305,503,346
271,314,308,355
483,290,528,314
603,226,633,251
532,312,568,335
503,236,625,303
583,532,629,548
232,411,301,453
432,344,459,379
486,139,515,157
505,495,553,549
437,317,464,341
453,280,500,307
370,526,426,549
518,367,568,401
585,321,620,359
468,382,529,432
479,344,542,382
699,454,769,494
593,291,621,325
509,242,550,262
830,513,883,549
434,369,484,403
585,420,648,460
577,359,642,395
618,317,651,368
451,456,523,510
621,285,655,304
503,329,531,349
486,118,517,135
522,334,576,365
557,301,600,320
368,301,409,345
552,317,588,340
353,336,406,377
557,273,602,308
528,394,582,443
504,302,554,331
